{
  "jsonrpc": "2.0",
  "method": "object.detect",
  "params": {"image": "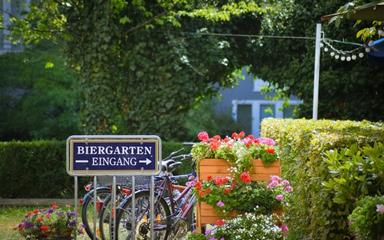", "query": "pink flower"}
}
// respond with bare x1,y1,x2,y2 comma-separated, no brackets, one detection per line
284,185,293,193
216,201,225,207
276,194,284,201
280,224,289,232
197,131,209,142
281,180,290,186
257,137,276,146
377,204,384,214
267,180,279,189
271,175,282,182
